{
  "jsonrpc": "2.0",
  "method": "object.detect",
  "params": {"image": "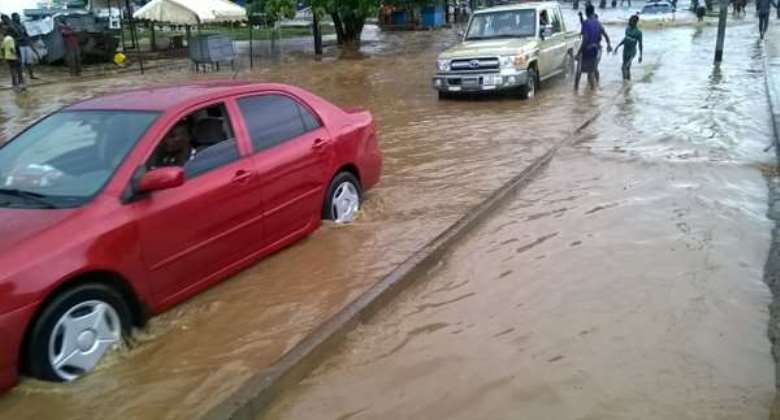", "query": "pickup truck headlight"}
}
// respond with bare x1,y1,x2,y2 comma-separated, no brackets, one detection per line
499,55,528,69
436,59,450,72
